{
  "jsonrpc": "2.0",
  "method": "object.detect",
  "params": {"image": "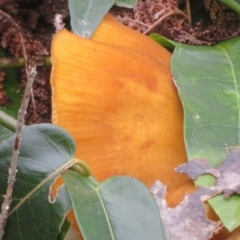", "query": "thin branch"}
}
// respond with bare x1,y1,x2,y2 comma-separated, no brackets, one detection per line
53,14,65,33
0,10,37,239
0,56,51,68
143,8,190,35
185,0,191,25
